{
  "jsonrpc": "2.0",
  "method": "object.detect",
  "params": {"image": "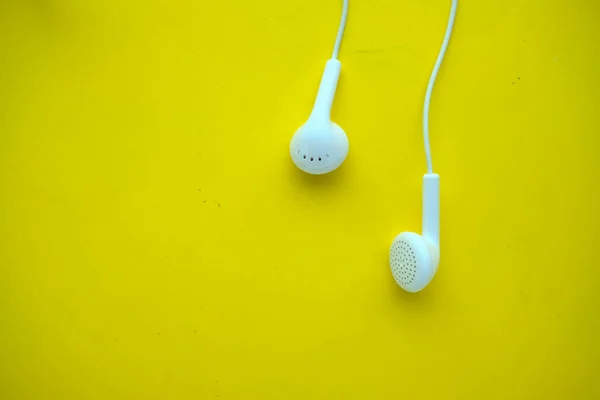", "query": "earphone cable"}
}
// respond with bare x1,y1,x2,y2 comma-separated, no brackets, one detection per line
423,0,458,174
332,0,349,60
